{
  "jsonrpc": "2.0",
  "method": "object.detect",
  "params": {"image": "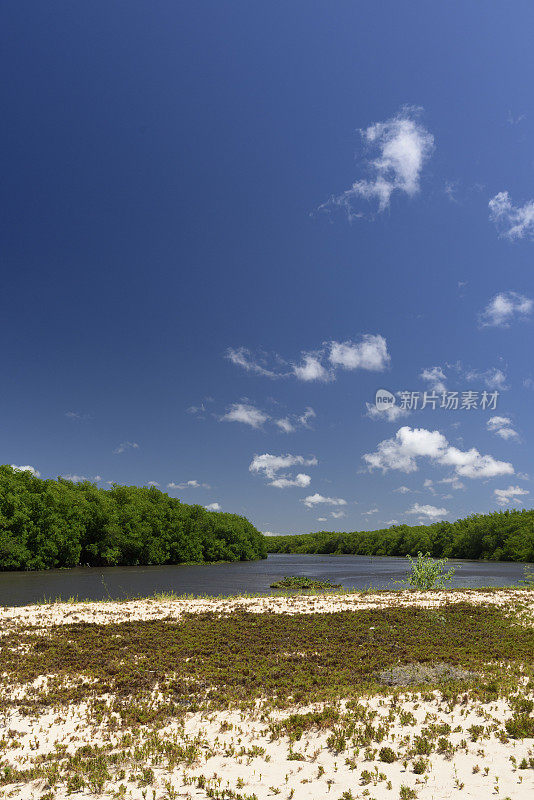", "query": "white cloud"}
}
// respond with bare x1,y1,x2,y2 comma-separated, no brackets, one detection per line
438,446,514,479
167,479,211,490
363,425,514,479
61,474,85,482
225,347,280,378
331,510,346,519
423,478,436,494
317,517,328,522
489,191,534,239
478,291,533,328
302,493,347,509
408,502,448,520
420,366,447,393
487,416,519,441
147,480,159,487
394,485,411,494
249,453,318,488
364,427,448,473
94,475,102,482
113,441,139,455
276,407,316,433
362,507,379,515
221,403,269,429
187,398,215,418
11,465,40,477
329,335,390,372
275,417,295,433
439,476,465,491
65,411,91,421
321,107,434,219
229,336,390,383
205,502,221,511
218,401,315,434
366,402,409,422
465,367,508,390
298,407,316,427
269,473,311,489
293,354,332,382
494,485,529,506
